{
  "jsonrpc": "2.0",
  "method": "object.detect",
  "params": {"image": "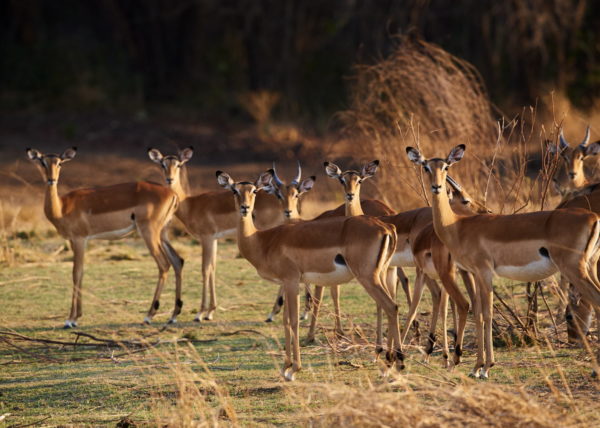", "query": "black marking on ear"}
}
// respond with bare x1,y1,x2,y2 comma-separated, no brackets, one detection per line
539,247,549,258
277,296,284,306
455,345,462,357
131,213,135,221
334,254,347,265
176,299,183,308
153,300,160,310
